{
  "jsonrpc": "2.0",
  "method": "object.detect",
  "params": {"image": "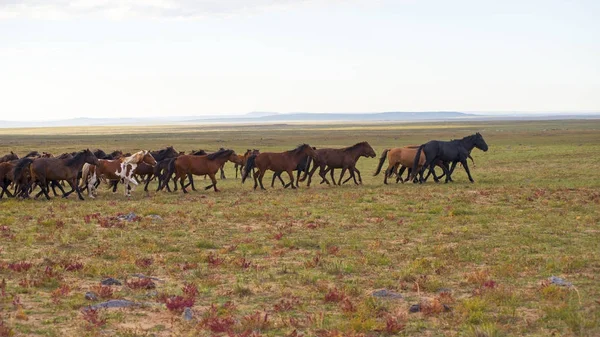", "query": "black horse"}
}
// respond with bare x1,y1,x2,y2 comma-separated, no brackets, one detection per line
411,133,488,183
